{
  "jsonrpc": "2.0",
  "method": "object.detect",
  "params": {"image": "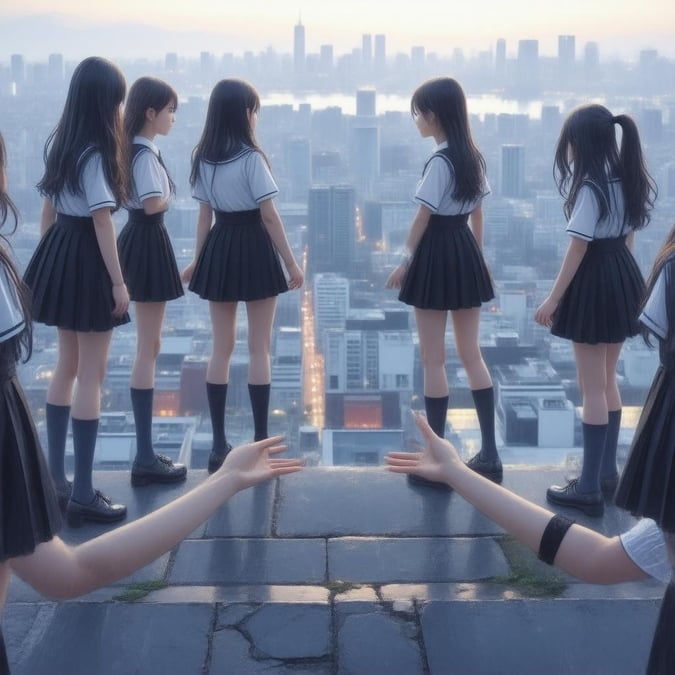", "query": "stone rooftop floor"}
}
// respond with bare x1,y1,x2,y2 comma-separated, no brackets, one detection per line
4,467,665,674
